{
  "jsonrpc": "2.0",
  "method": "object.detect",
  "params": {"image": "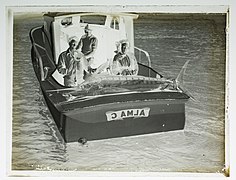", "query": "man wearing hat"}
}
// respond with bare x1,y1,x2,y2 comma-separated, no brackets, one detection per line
57,36,87,87
77,24,98,73
111,39,139,75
